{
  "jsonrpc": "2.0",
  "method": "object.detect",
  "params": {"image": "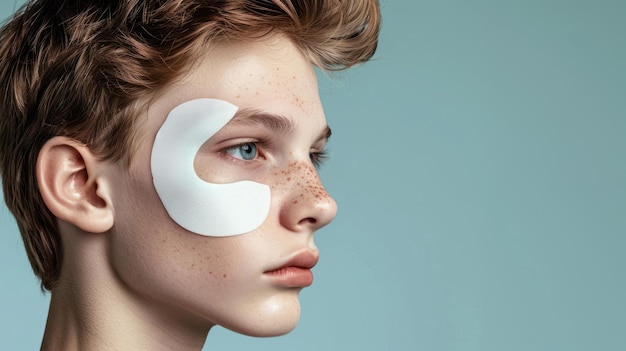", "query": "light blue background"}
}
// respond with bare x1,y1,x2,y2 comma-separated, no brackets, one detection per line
1,0,624,350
